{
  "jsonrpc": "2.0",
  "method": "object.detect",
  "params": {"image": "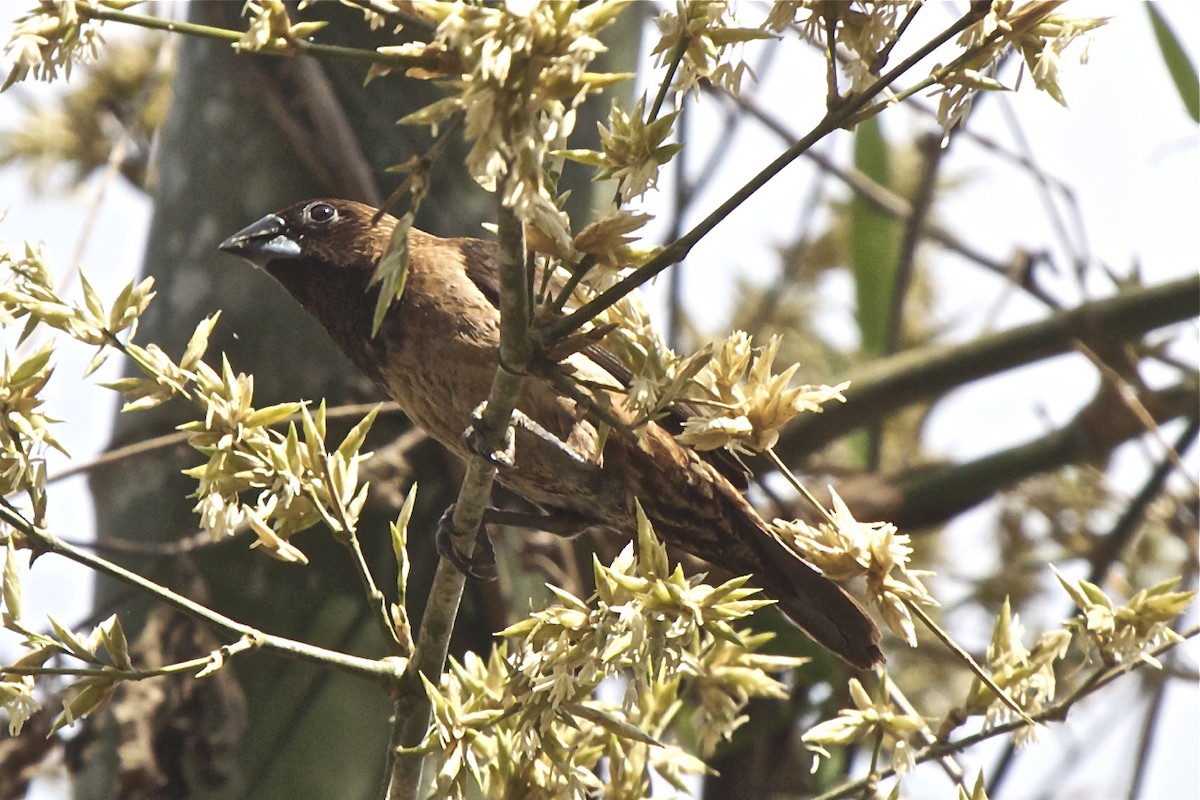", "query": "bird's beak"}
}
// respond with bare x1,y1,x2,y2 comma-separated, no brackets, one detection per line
218,214,301,268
